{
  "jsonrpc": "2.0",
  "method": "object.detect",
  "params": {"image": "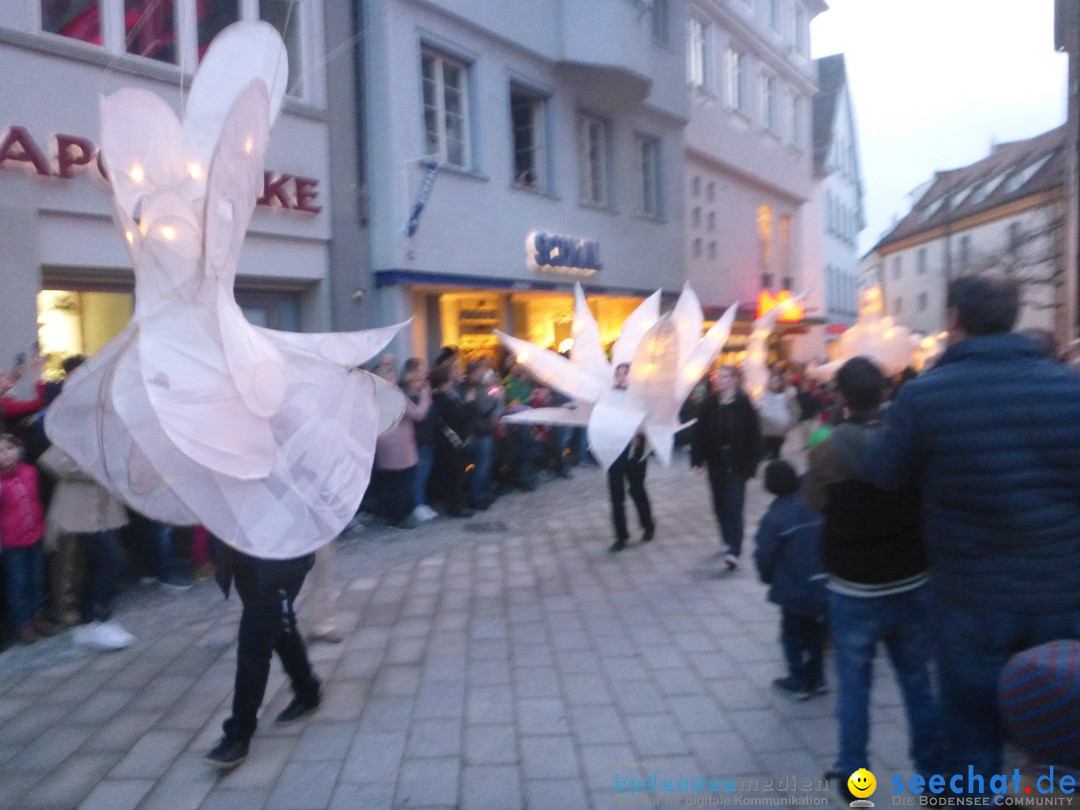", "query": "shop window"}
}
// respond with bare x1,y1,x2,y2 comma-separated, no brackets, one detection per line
577,113,608,206
37,289,133,372
42,0,103,45
124,0,177,63
510,85,546,190
422,47,471,168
